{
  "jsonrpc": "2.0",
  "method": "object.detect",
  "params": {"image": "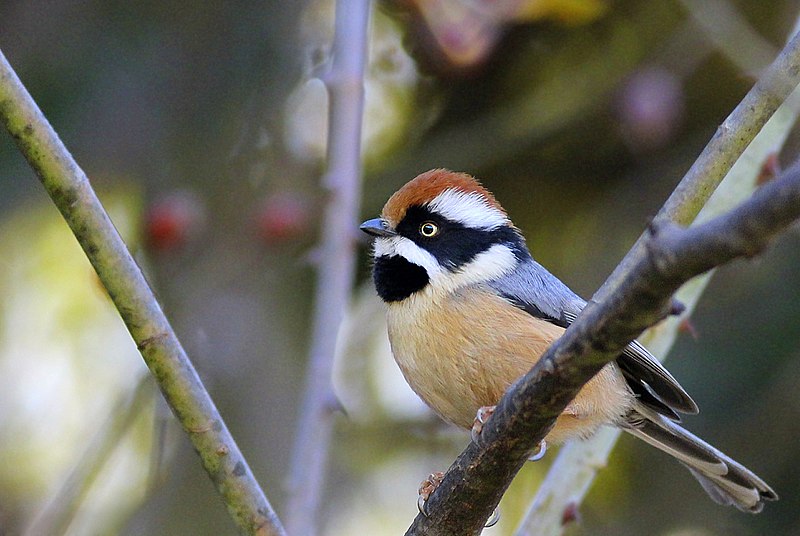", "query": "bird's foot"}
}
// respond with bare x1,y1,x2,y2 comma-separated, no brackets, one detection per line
471,405,496,444
417,470,500,528
417,472,445,516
